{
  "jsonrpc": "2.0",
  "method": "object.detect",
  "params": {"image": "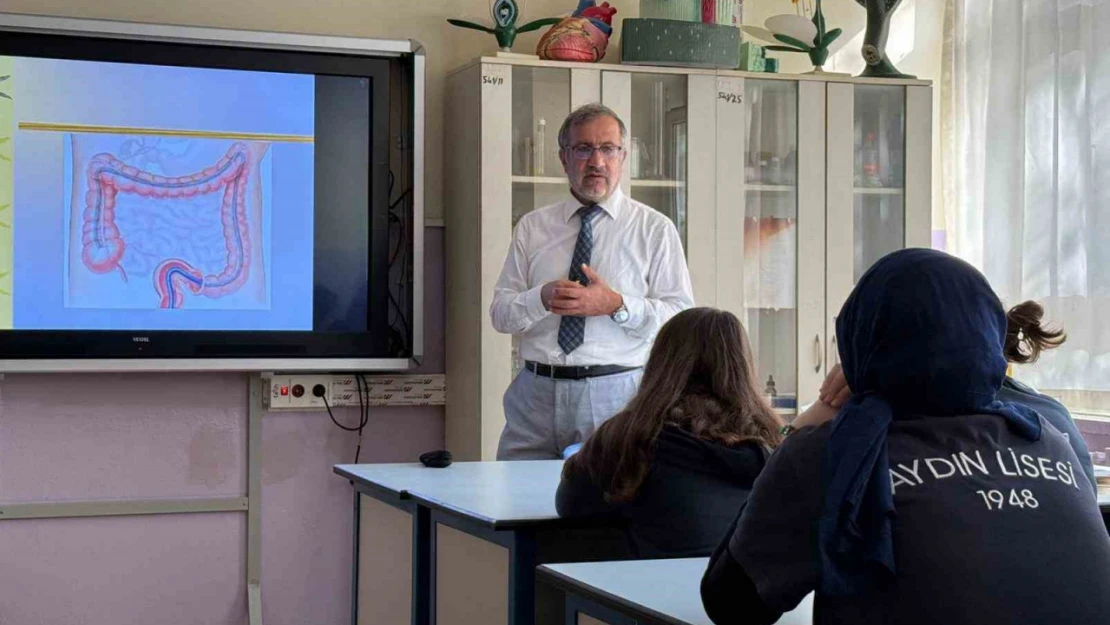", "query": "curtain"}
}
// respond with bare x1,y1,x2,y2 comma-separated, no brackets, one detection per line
942,0,1110,393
